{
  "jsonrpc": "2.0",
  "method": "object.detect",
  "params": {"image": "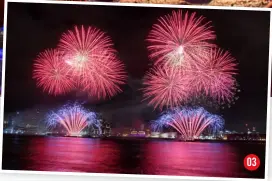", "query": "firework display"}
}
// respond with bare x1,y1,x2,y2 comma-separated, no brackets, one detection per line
3,2,270,179
143,10,238,109
147,10,216,68
188,48,238,104
28,9,240,143
151,107,224,141
31,10,239,140
58,25,115,78
33,49,75,95
33,25,127,100
46,103,101,136
80,51,127,99
143,66,191,110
